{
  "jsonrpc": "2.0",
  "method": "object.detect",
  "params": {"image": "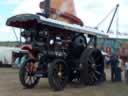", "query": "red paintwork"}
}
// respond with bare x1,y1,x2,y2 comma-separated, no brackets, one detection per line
21,44,36,59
